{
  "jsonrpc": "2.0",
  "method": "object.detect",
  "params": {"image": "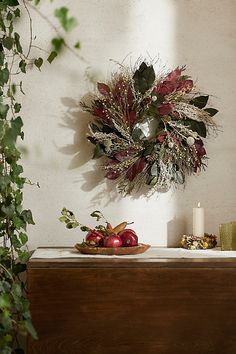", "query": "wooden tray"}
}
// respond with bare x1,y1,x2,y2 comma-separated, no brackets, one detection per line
74,243,150,255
